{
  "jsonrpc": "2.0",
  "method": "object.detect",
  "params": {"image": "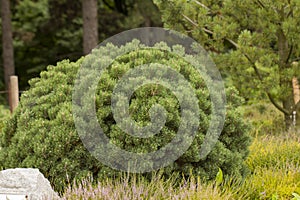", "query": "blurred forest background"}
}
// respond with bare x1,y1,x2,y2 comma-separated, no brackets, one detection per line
0,0,162,102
